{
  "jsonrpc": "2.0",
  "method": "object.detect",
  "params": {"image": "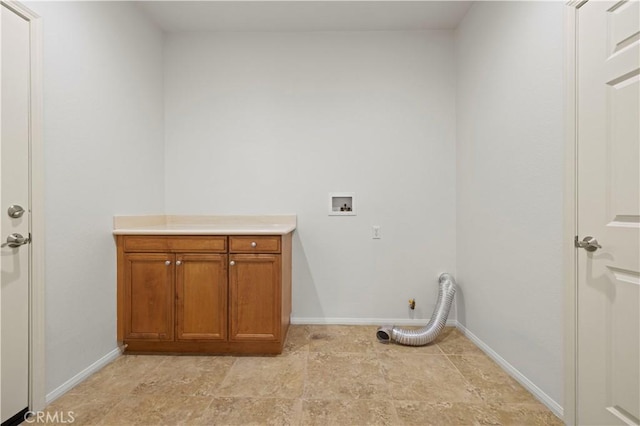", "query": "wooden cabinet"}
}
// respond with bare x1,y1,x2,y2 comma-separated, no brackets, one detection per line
229,235,281,253
229,254,281,342
176,254,227,341
116,234,292,354
123,253,174,341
